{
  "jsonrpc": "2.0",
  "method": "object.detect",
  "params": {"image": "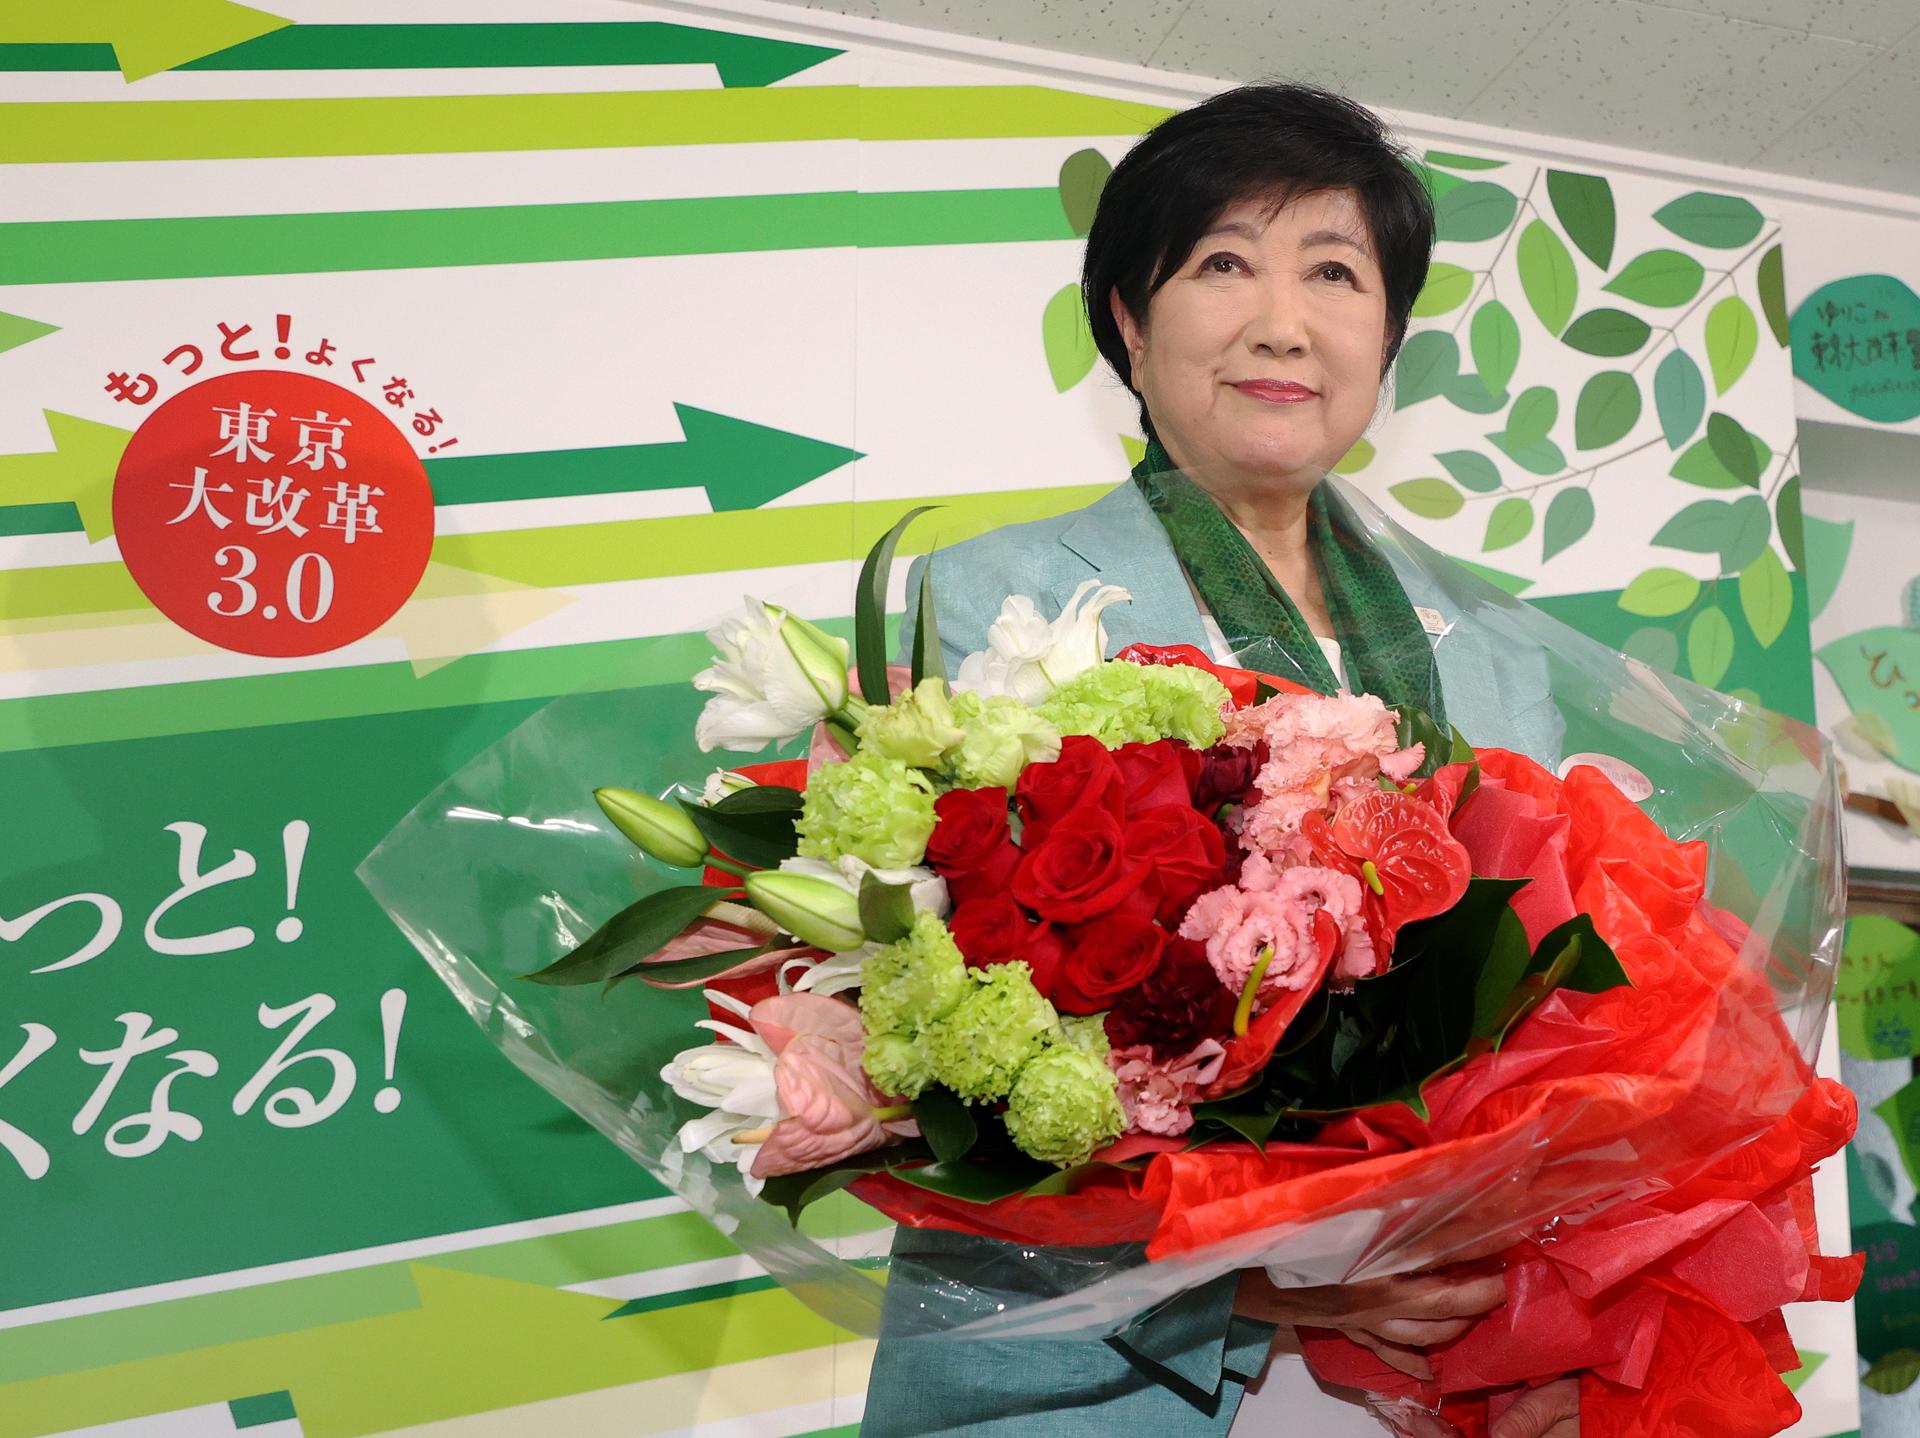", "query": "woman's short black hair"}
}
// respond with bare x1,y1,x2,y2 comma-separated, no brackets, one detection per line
1082,83,1436,444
